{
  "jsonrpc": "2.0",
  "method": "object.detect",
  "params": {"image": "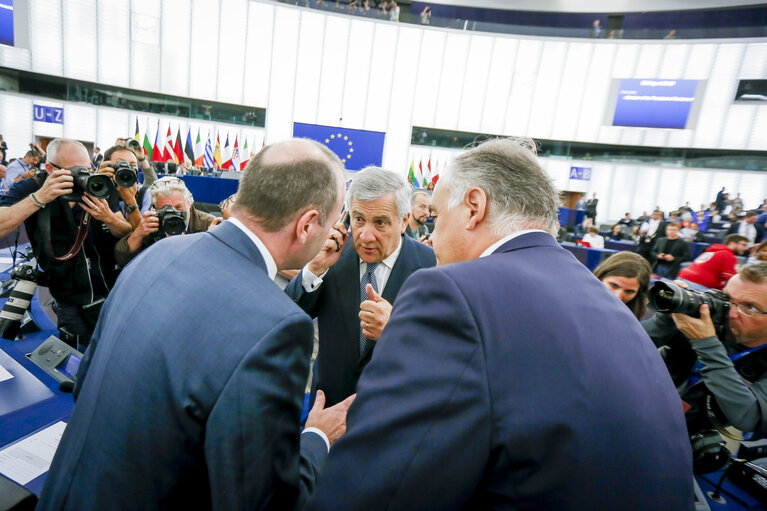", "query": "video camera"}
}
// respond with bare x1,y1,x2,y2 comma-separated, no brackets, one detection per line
107,160,137,188
155,206,186,237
